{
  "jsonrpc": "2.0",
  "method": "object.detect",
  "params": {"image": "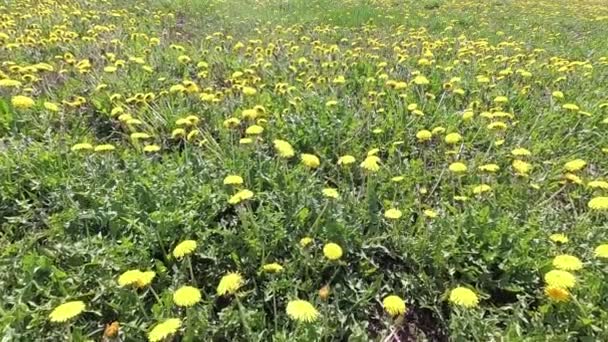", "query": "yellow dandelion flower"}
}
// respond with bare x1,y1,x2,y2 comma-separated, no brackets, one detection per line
384,208,402,220
228,189,254,205
562,103,580,111
544,286,570,302
11,95,35,109
553,254,583,271
564,159,587,172
478,164,500,172
449,287,479,308
286,299,319,322
512,159,531,175
273,139,295,158
549,233,568,244
71,143,93,152
383,295,406,316
473,184,492,194
245,125,264,135
301,154,320,168
148,318,181,342
118,270,144,287
262,263,284,273
494,96,508,104
360,156,381,173
588,196,608,210
173,240,197,259
416,130,433,142
449,162,468,173
173,286,202,307
444,133,462,144
337,155,356,165
322,188,339,199
49,301,86,323
511,148,531,156
544,270,576,289
44,102,60,112
413,75,430,85
223,175,244,185
242,86,257,96
136,271,156,288
0,79,22,88
323,243,343,260
299,237,313,248
217,272,244,295
594,244,608,258
423,209,438,218
94,144,116,152
588,180,608,189
223,117,241,128
143,145,161,153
